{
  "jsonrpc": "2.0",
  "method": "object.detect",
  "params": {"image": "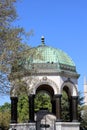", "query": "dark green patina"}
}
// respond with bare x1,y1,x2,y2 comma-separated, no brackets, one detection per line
12,37,77,75
25,37,76,73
